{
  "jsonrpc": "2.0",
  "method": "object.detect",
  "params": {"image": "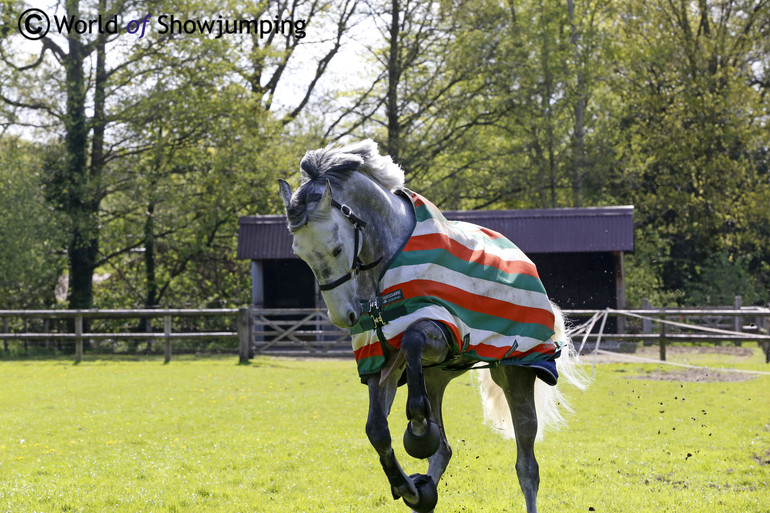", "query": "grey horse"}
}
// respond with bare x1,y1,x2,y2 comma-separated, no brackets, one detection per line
278,140,587,513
